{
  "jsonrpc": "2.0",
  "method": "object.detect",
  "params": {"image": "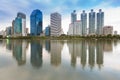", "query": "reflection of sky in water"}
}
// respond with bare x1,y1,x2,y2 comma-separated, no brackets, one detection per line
0,40,120,80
